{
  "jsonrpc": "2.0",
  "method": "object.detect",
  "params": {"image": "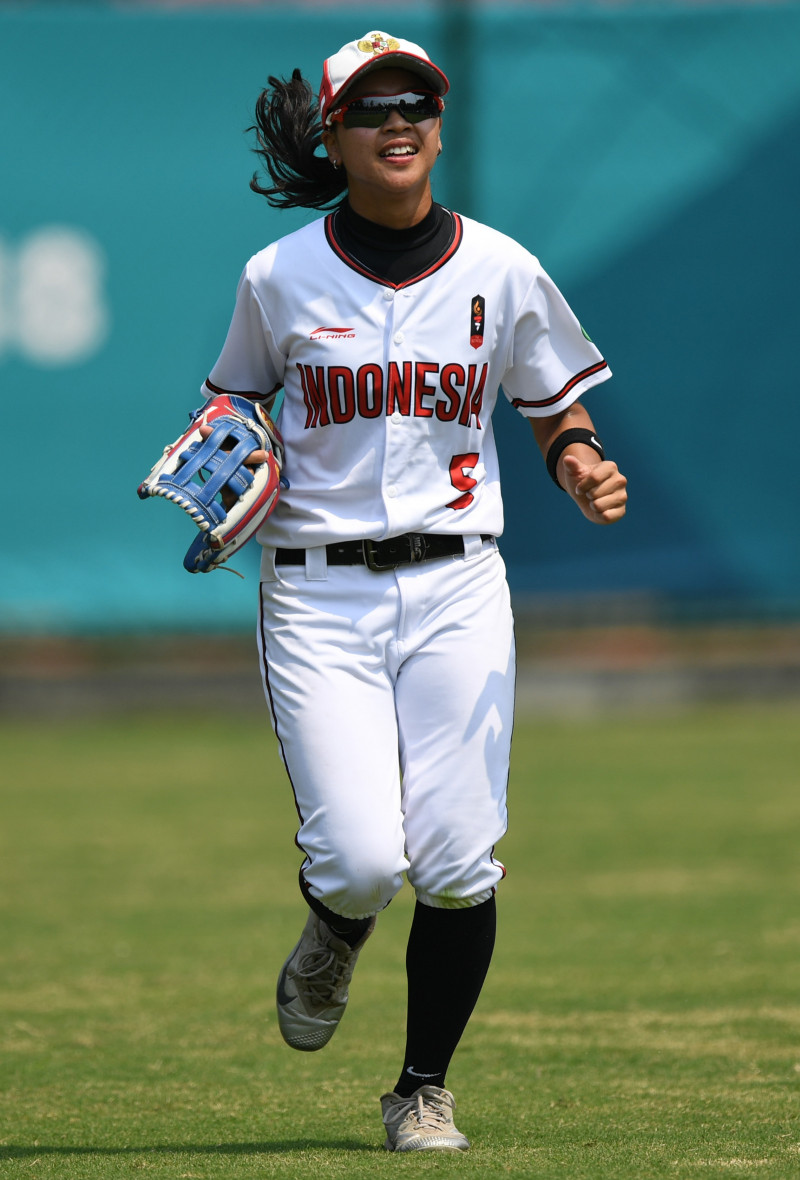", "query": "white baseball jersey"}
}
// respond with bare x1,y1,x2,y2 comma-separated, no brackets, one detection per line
204,211,610,550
